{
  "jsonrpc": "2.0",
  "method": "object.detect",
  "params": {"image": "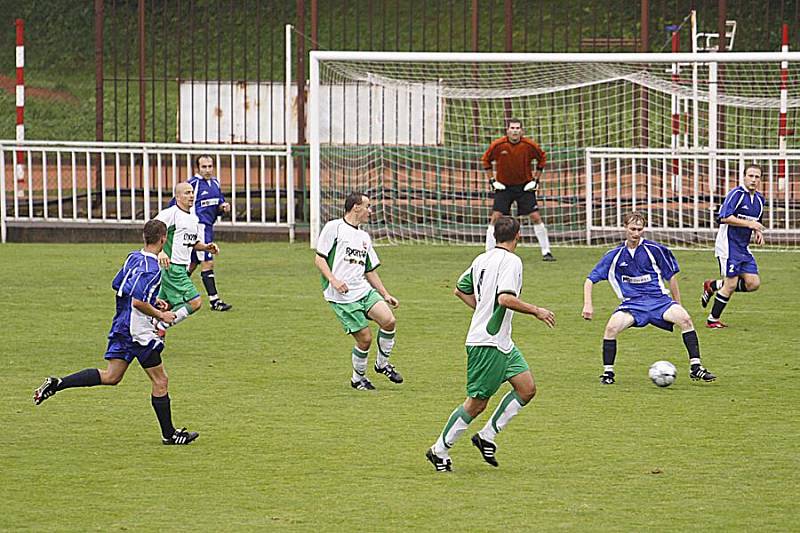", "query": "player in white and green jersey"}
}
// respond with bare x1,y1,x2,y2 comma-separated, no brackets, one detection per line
314,193,403,391
154,182,220,334
426,216,556,472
